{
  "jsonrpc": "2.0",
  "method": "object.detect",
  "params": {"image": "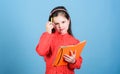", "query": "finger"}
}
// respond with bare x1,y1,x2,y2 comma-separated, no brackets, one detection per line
46,22,49,26
46,22,51,28
48,23,53,28
64,56,72,62
49,24,53,27
64,54,71,58
63,54,72,60
70,50,74,56
64,56,75,63
64,58,71,62
74,50,76,56
49,22,55,28
52,23,55,27
49,22,53,25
